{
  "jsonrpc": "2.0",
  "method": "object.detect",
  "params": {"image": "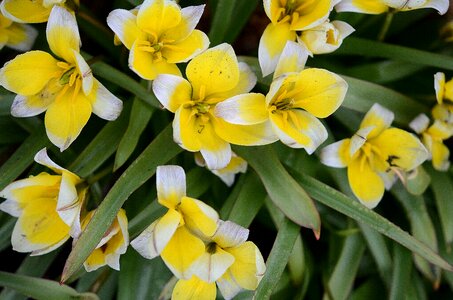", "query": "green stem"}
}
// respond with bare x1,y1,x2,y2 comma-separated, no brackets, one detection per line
86,166,113,185
378,12,394,42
